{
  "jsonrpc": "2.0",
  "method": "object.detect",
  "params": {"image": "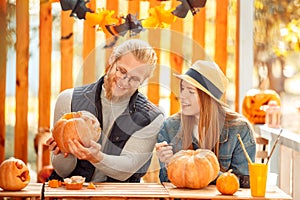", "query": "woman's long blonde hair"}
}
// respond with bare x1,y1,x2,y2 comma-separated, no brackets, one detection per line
181,88,242,157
